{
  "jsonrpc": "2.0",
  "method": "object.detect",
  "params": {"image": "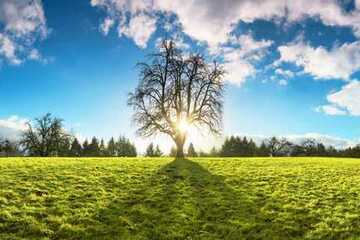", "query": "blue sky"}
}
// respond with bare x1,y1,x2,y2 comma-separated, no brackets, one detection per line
1,0,360,152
